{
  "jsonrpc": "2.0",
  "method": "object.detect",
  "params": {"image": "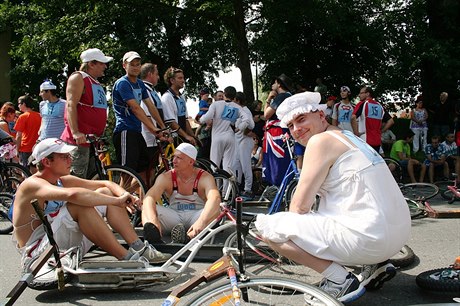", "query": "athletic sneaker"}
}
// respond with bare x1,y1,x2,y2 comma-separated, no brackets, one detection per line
128,241,171,264
143,222,164,244
309,272,365,303
171,223,189,244
359,261,396,290
240,191,254,200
